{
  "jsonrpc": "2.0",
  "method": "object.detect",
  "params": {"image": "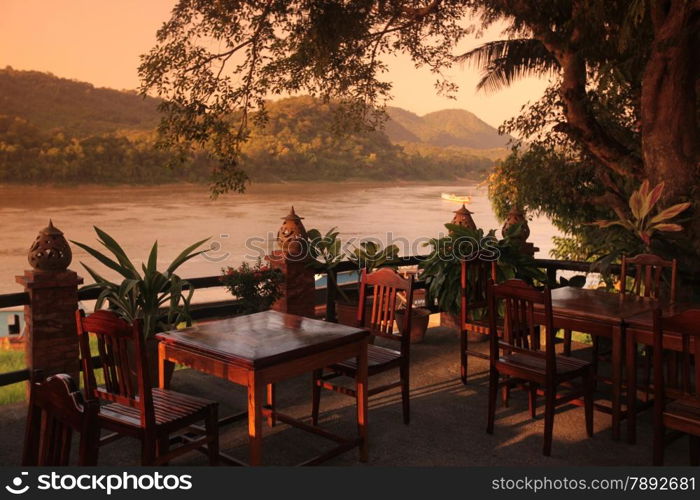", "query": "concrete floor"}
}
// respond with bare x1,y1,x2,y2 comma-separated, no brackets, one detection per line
0,323,692,466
